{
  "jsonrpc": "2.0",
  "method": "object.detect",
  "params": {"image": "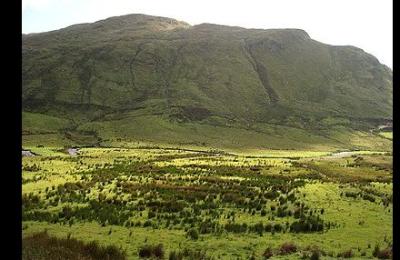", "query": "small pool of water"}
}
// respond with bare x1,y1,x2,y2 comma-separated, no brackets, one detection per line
67,148,79,156
22,150,35,157
329,151,356,158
